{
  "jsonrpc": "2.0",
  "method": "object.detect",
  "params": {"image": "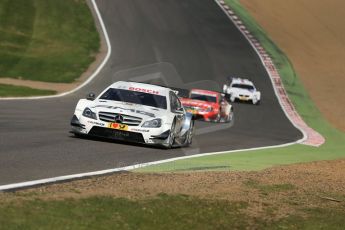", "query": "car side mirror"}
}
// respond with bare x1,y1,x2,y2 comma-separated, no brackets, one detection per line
174,107,184,114
87,92,96,101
